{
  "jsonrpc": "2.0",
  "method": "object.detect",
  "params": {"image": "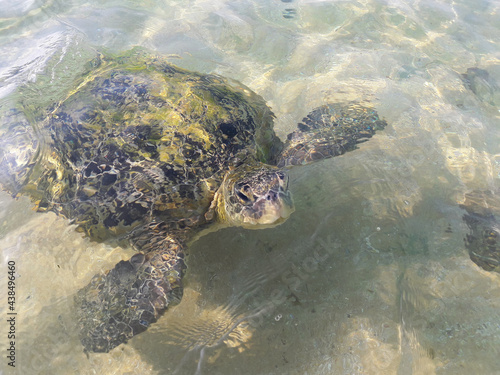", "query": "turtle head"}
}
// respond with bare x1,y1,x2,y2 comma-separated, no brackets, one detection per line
212,163,295,229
